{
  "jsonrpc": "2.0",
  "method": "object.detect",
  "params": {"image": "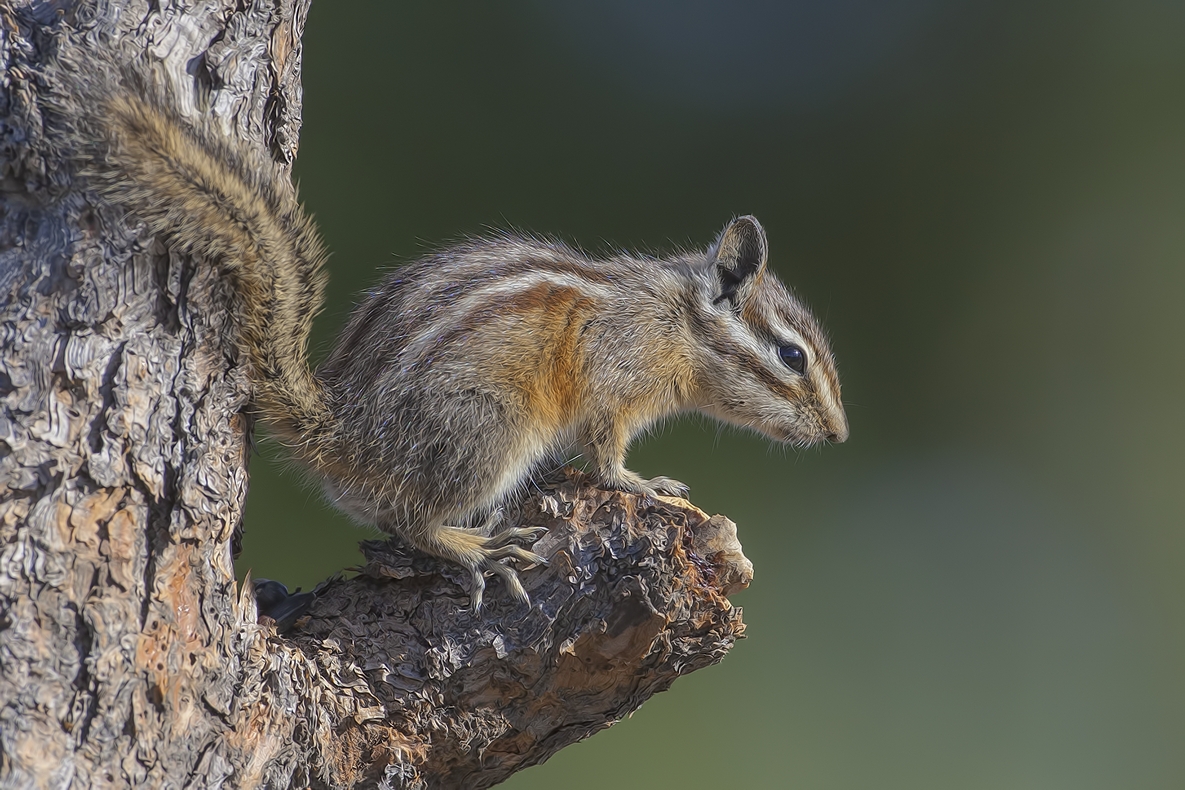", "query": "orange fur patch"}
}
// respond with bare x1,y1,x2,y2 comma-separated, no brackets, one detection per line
495,283,598,429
